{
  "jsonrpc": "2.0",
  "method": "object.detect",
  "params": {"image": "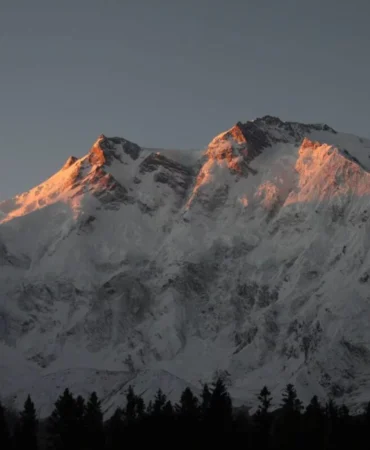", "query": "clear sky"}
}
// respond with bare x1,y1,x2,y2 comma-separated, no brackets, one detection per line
1,0,370,200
